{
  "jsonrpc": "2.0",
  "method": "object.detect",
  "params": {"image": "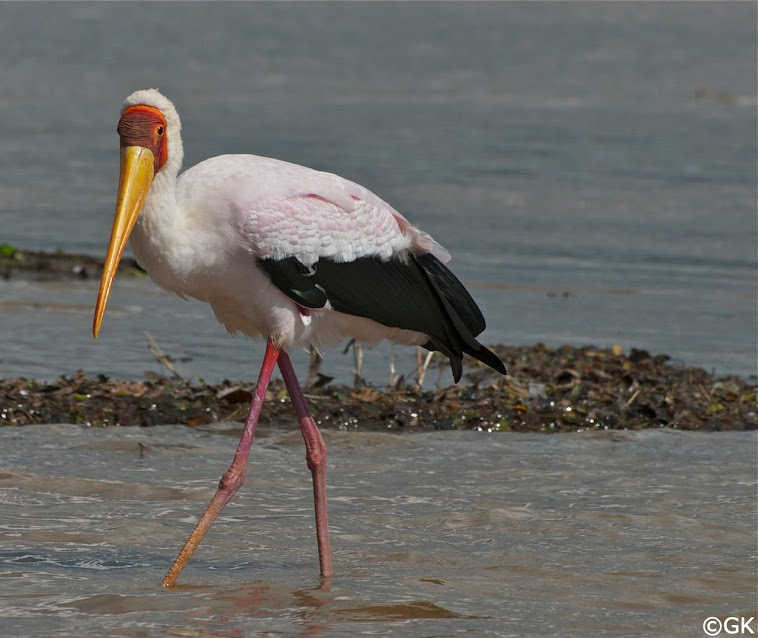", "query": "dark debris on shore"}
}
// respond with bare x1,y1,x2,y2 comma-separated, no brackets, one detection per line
0,245,144,281
1,344,755,432
2,247,755,432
